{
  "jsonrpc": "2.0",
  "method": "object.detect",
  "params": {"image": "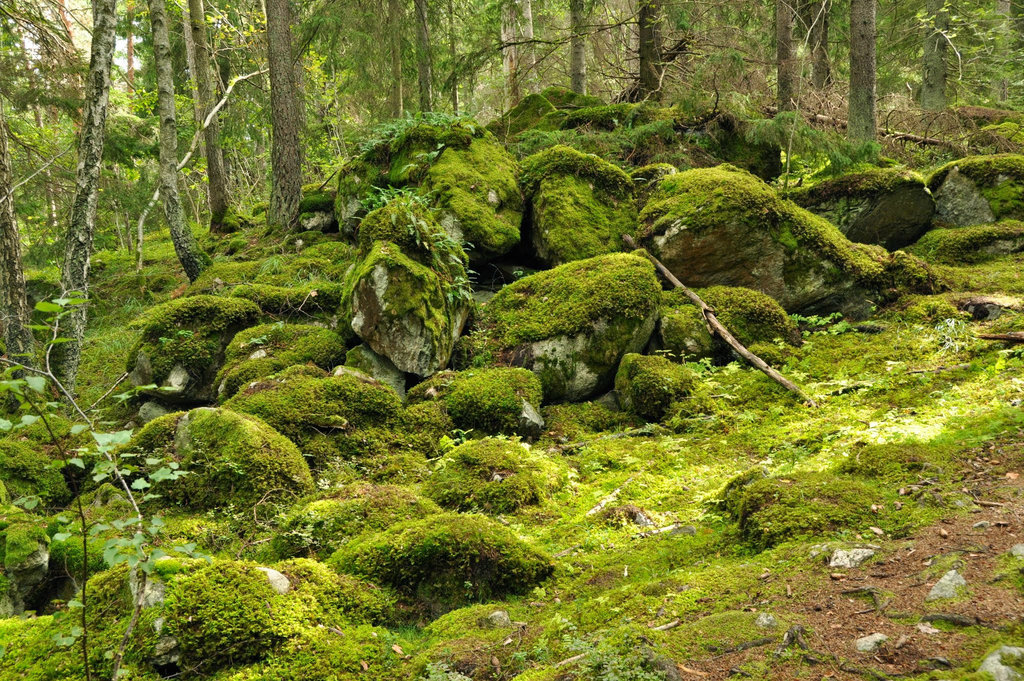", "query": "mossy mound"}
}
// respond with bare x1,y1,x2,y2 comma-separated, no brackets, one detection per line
981,121,1024,148
329,512,553,610
838,442,955,484
614,353,695,422
407,367,544,436
128,407,314,511
272,484,442,559
928,154,1024,225
424,438,564,513
486,93,558,140
126,295,261,404
909,220,1024,264
469,253,662,401
658,286,800,361
560,102,667,132
520,146,637,265
539,86,604,110
216,323,349,399
639,164,936,315
230,282,345,318
0,440,70,508
787,168,935,250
